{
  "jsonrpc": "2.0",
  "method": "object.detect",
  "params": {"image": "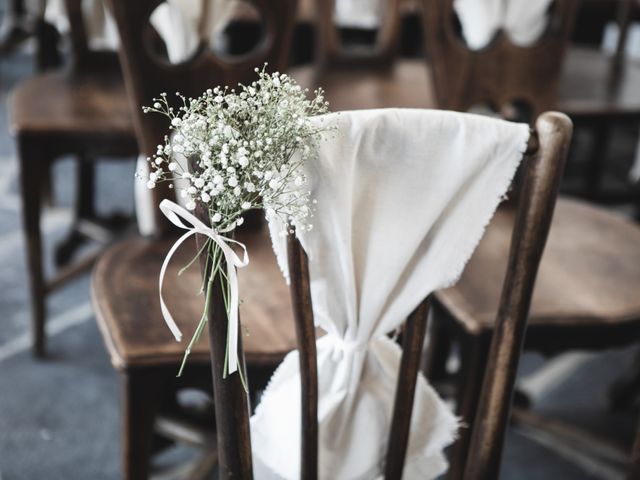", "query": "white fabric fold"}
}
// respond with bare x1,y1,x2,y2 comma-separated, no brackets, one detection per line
454,0,554,50
334,0,386,29
251,109,530,479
